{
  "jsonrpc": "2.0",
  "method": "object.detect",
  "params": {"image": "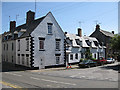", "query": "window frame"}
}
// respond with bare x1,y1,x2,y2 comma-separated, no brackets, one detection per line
21,54,24,65
18,54,20,64
70,54,73,60
26,38,29,51
12,43,14,51
39,37,45,51
56,56,60,64
75,53,78,59
26,54,29,66
47,23,53,34
18,40,20,51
